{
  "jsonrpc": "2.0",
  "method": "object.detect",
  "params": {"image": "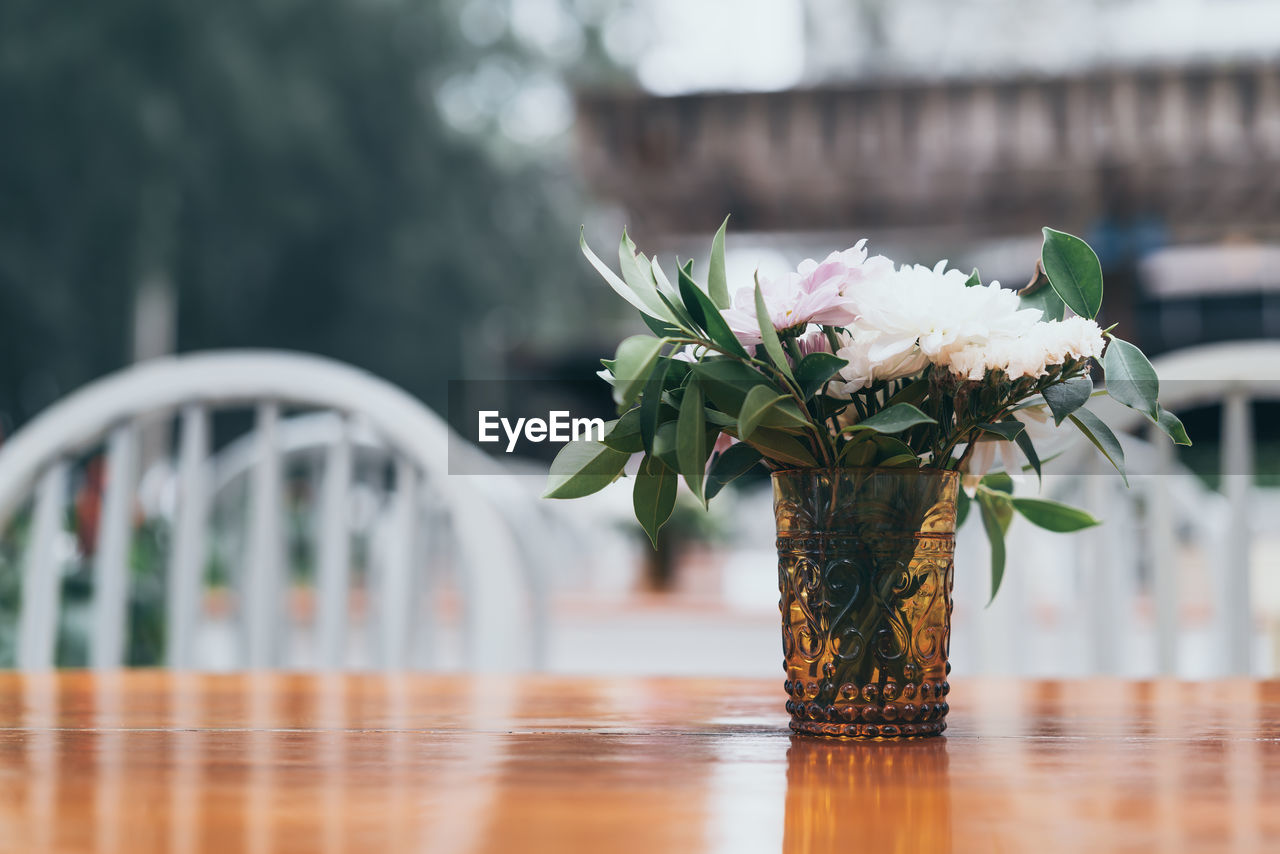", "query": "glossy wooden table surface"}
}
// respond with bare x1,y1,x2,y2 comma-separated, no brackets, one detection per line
1,673,1278,853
